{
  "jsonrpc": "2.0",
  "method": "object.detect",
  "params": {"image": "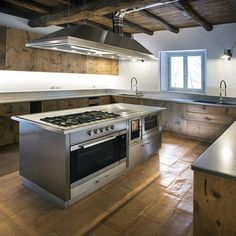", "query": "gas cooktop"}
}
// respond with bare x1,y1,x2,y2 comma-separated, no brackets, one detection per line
40,111,120,127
